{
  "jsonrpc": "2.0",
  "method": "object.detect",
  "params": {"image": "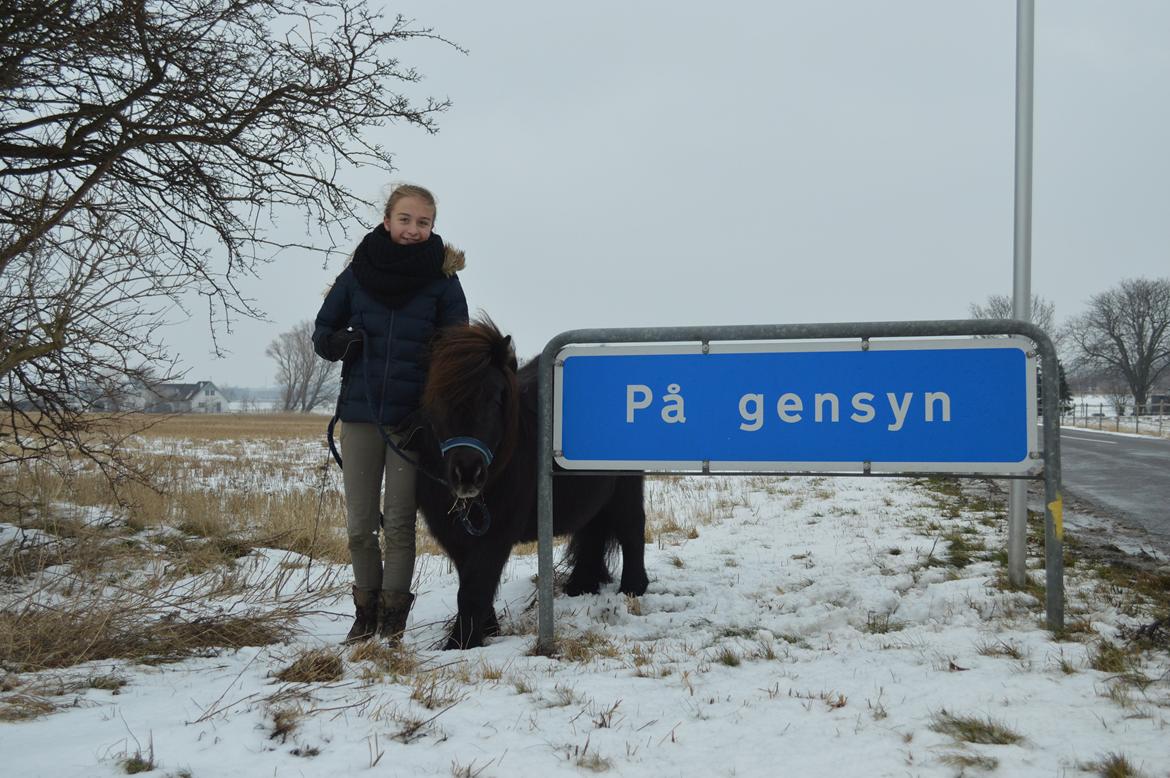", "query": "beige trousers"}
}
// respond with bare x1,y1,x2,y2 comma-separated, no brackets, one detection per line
340,422,417,593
